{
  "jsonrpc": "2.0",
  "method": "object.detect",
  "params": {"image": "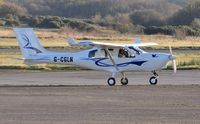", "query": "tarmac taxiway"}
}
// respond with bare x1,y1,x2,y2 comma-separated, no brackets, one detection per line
0,70,199,124
0,70,199,86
